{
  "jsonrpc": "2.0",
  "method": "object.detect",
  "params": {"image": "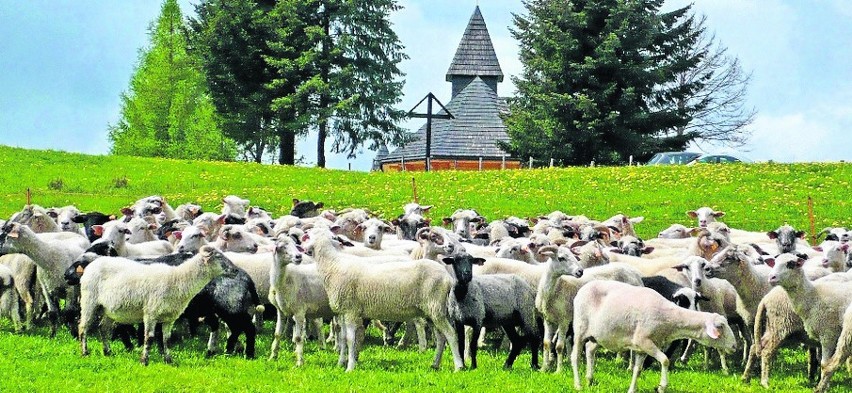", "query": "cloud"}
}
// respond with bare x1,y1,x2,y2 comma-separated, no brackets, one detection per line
747,106,850,163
